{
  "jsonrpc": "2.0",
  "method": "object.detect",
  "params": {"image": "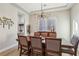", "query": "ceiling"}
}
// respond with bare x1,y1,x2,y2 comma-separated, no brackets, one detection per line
15,3,69,13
